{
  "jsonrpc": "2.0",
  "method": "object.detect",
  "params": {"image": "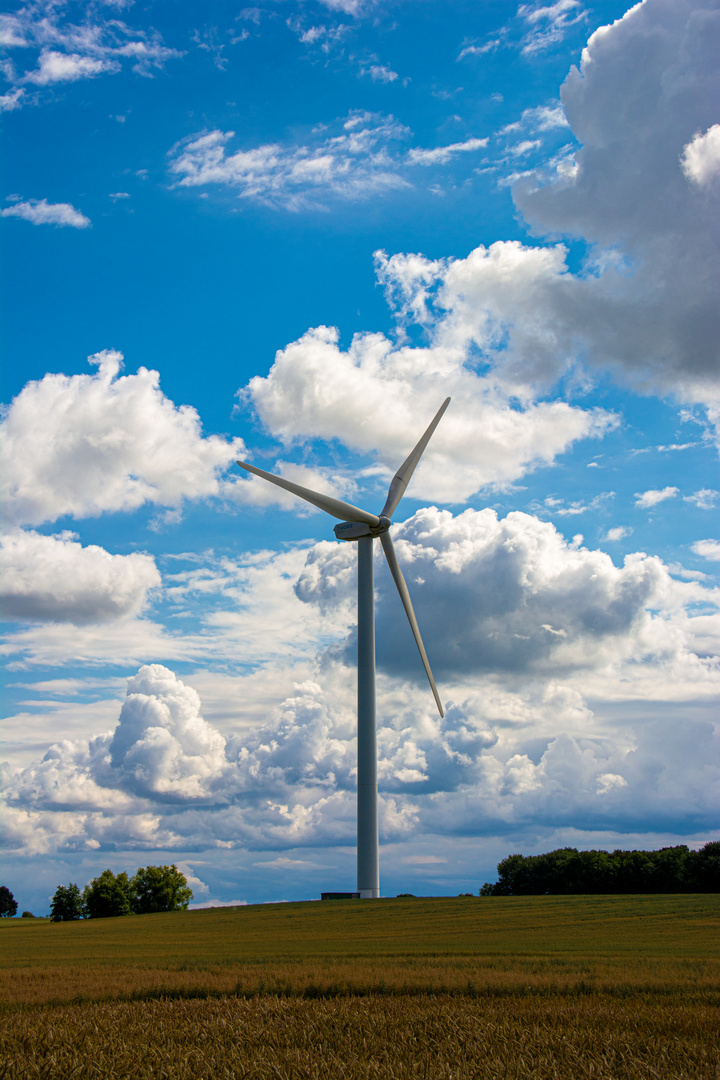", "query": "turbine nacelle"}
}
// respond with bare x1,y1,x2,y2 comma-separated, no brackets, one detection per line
334,516,391,542
236,395,450,718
